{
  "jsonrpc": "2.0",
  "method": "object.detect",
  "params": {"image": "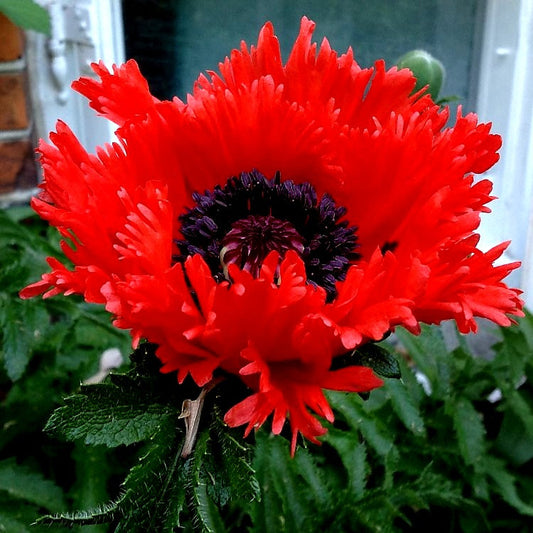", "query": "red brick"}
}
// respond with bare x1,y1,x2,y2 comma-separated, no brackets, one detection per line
0,73,29,130
0,139,37,193
0,14,23,61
